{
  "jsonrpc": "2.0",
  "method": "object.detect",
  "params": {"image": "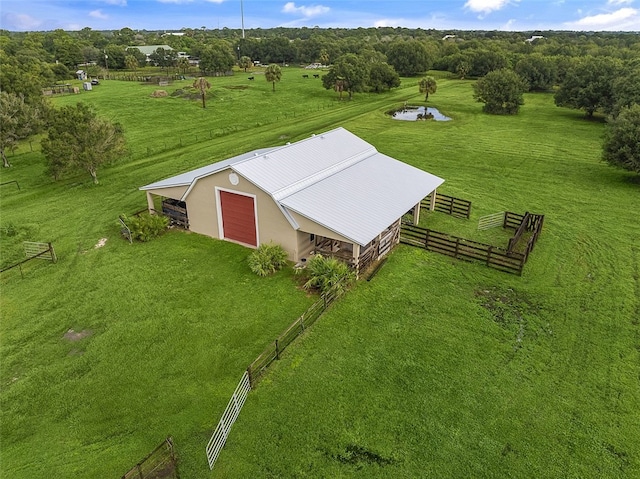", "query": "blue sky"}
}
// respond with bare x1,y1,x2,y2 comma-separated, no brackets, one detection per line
1,0,639,32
